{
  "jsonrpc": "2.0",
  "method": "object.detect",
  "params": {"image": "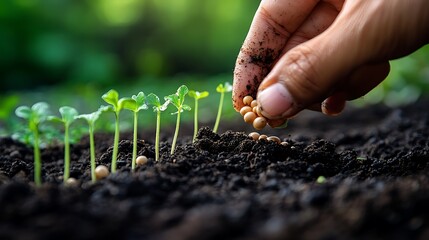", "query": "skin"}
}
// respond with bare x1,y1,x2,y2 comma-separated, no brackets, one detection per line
233,0,429,127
